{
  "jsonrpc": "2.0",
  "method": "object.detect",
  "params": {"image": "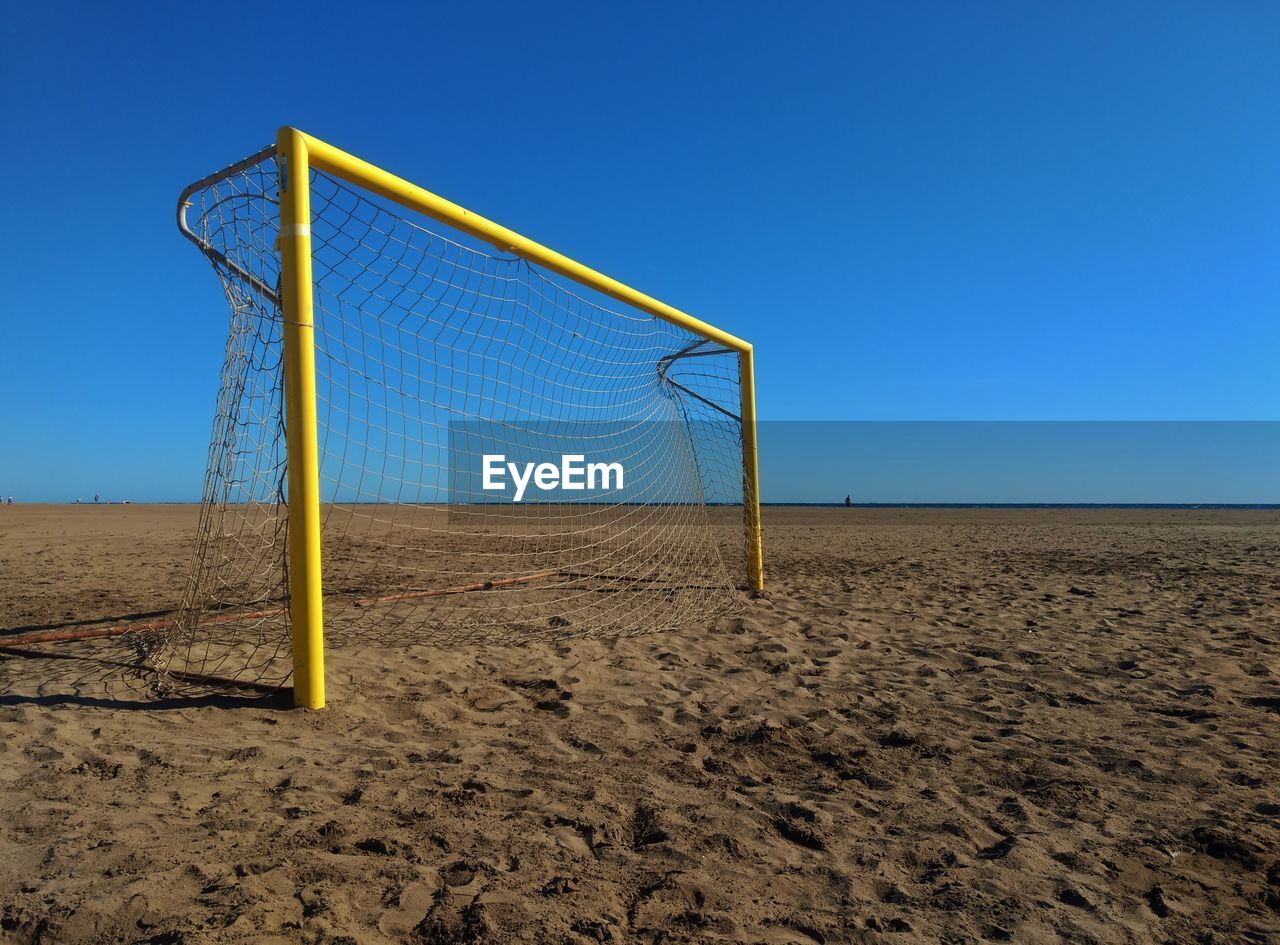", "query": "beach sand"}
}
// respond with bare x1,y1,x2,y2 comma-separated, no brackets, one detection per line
1,504,1278,943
